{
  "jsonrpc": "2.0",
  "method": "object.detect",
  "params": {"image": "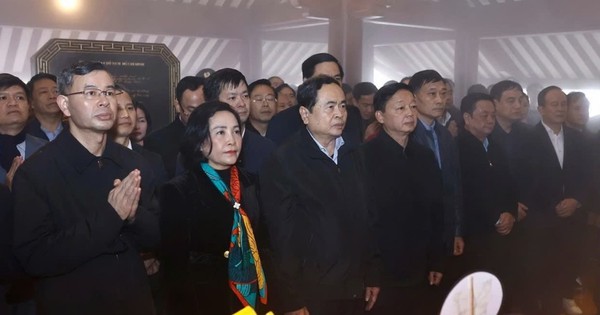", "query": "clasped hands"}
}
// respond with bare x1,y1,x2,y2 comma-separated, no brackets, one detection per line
108,169,141,221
